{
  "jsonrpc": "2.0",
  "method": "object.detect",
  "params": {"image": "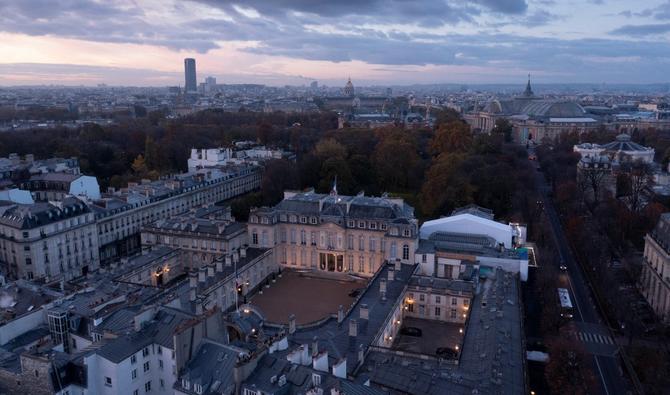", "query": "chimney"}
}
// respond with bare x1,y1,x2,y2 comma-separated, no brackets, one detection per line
189,270,198,288
287,348,301,364
349,319,358,337
394,259,401,271
312,336,319,357
380,279,387,301
240,245,247,258
359,304,369,320
387,269,395,282
207,263,215,278
312,351,328,372
198,267,206,283
337,305,344,324
332,358,346,379
190,287,197,302
195,299,203,315
225,254,232,267
233,249,239,264
300,344,310,365
288,314,296,334
358,344,365,365
216,259,223,273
